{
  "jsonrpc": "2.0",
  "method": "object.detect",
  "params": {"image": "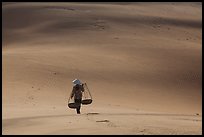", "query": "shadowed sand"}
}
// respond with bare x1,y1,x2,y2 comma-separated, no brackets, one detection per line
2,107,202,135
2,2,202,135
